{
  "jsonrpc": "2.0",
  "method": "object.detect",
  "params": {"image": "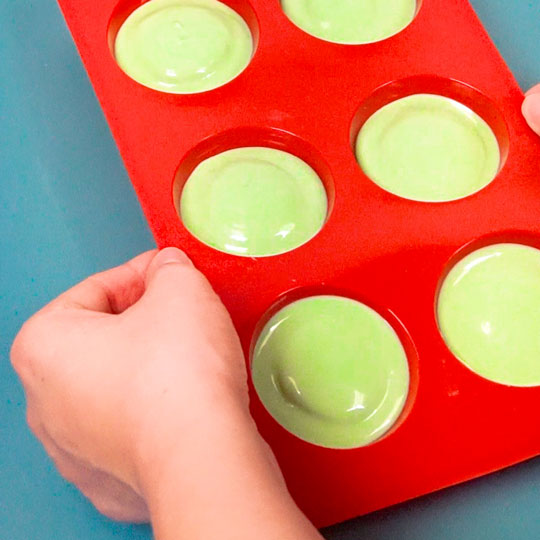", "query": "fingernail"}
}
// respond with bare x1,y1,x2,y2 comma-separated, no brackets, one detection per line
154,247,193,266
